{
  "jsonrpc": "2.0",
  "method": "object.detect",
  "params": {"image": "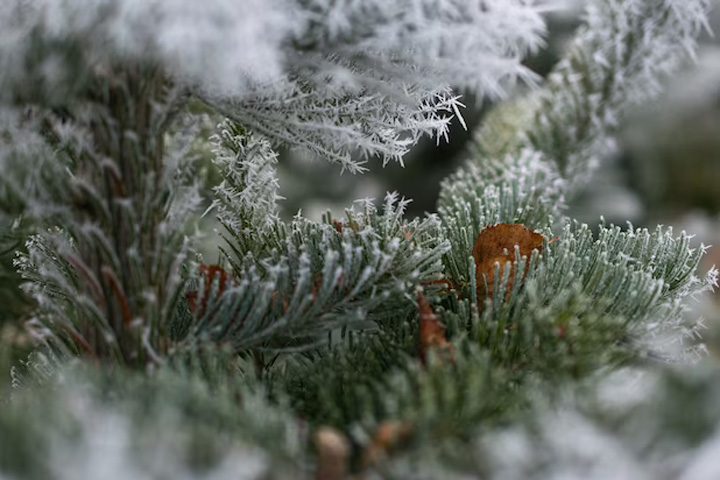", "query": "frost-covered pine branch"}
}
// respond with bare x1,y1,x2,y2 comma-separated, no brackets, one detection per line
183,125,449,355
436,0,715,362
439,0,709,229
0,0,548,365
208,121,283,257
528,0,709,185
2,361,305,480
0,0,547,173
1,1,719,479
213,0,546,172
11,72,199,364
